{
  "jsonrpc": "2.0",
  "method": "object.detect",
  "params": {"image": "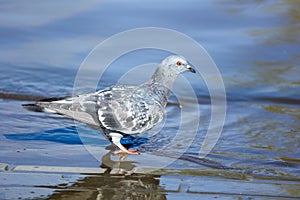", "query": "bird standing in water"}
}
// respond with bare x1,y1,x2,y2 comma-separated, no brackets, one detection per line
24,55,196,154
